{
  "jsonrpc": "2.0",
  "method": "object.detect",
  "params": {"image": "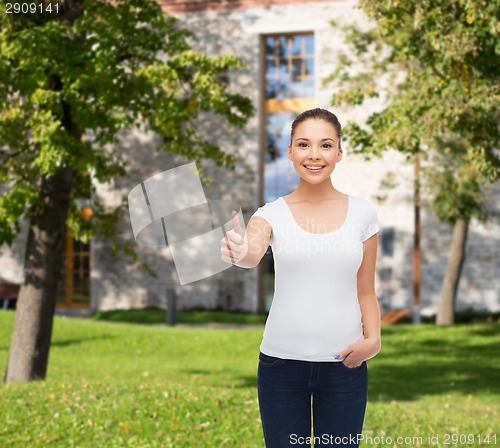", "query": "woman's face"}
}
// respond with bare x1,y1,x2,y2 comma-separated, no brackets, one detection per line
287,118,342,183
